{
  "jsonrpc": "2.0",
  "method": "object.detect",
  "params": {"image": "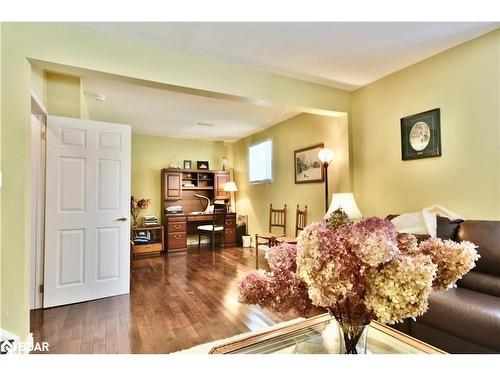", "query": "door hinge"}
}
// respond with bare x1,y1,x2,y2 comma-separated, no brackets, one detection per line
41,131,47,140
39,284,44,293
